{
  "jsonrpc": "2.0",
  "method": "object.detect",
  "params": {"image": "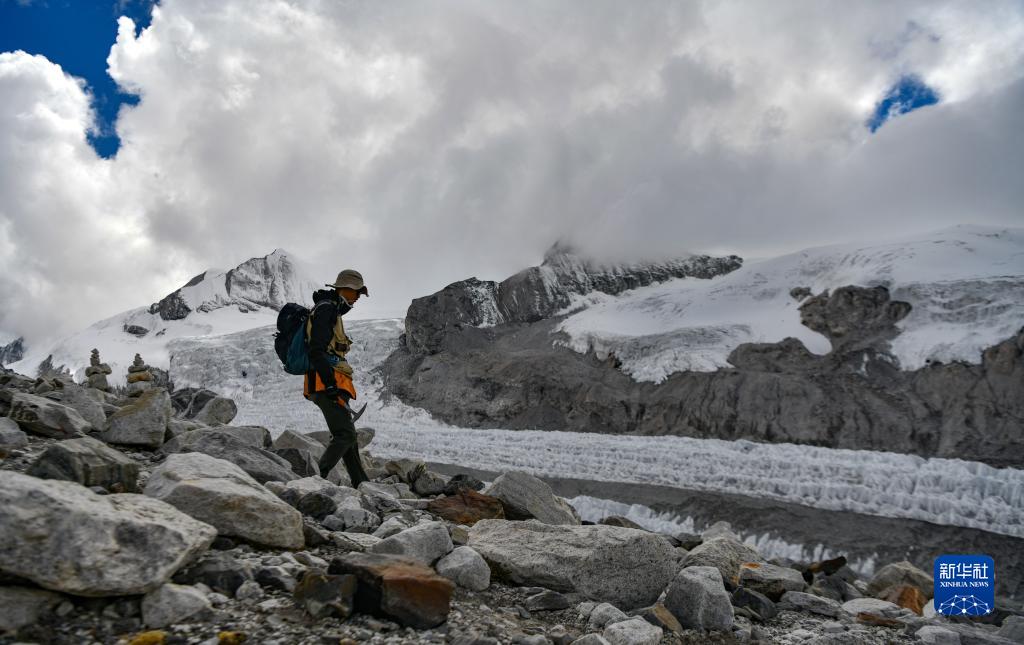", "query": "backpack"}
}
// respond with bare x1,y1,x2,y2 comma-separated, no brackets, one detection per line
274,301,333,375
